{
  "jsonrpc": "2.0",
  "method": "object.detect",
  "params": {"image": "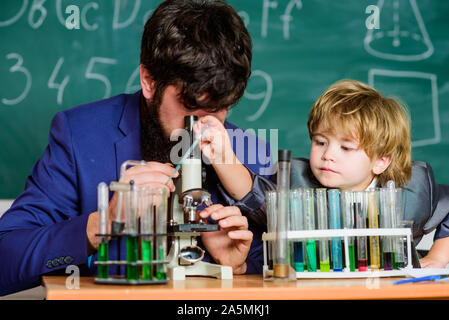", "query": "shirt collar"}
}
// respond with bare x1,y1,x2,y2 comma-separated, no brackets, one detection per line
365,177,377,191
